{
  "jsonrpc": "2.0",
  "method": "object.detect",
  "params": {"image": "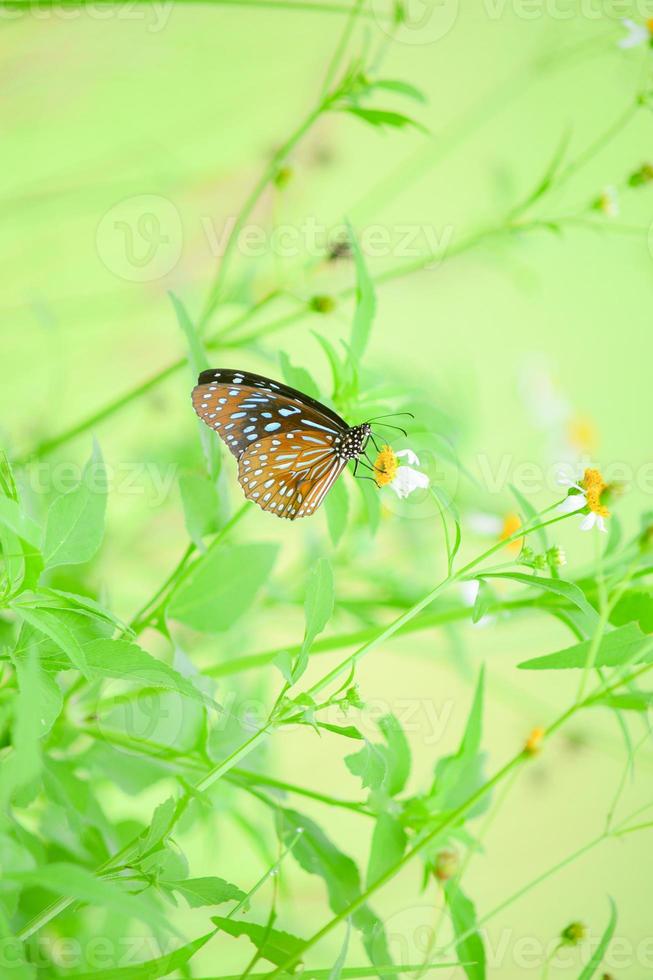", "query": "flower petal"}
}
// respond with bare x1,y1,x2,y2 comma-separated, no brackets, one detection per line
390,465,430,499
558,493,587,515
618,18,649,47
395,448,420,466
597,516,608,534
579,512,597,532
